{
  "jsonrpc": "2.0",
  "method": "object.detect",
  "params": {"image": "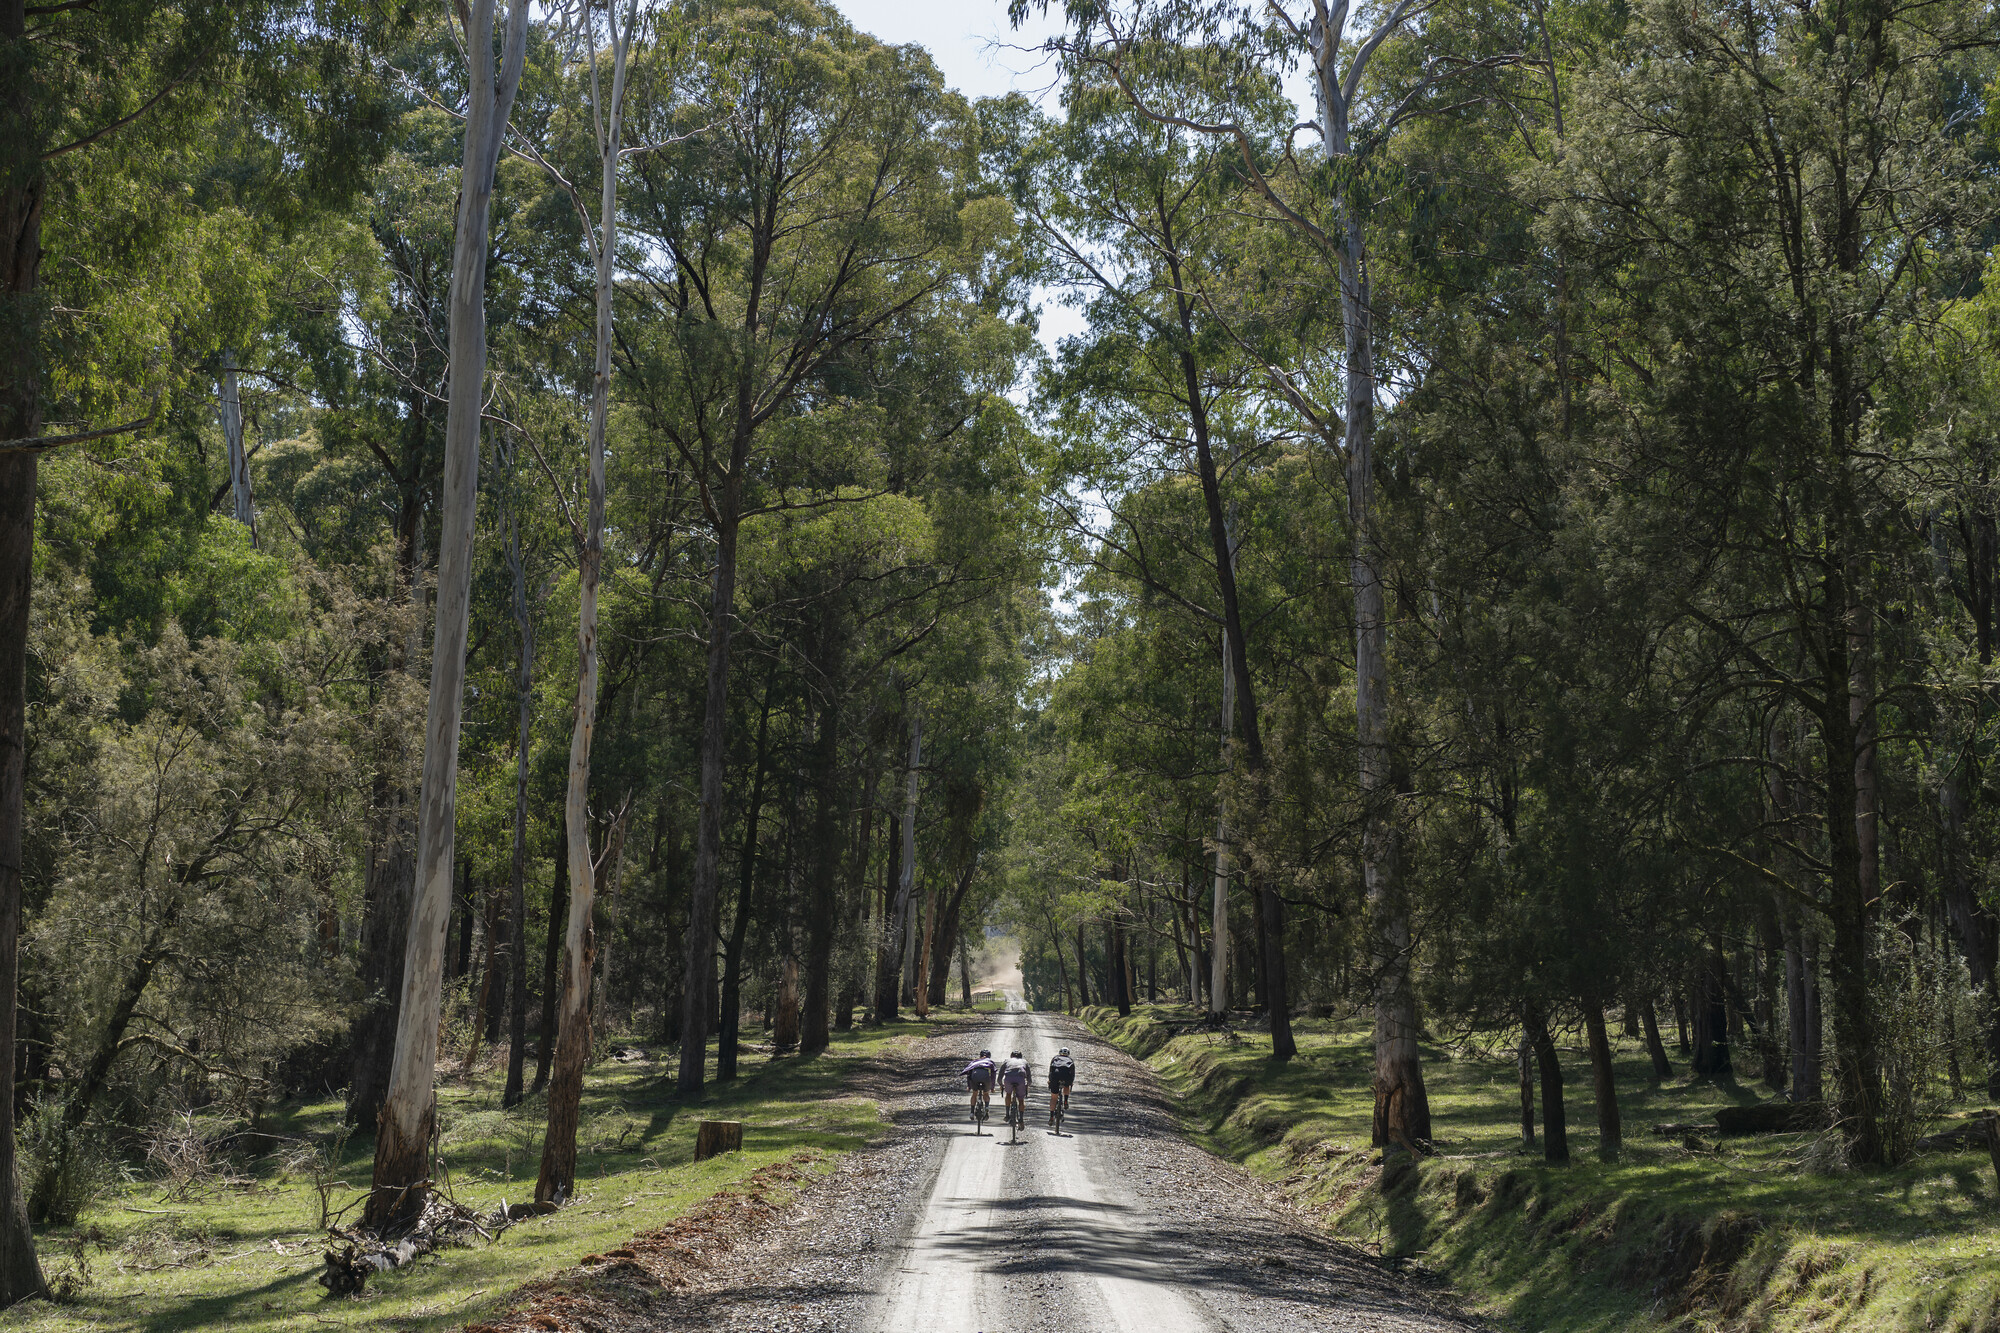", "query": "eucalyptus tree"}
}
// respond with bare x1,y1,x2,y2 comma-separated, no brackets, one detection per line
617,0,1015,1092
367,0,531,1229
1028,49,1299,1052
2,0,394,1286
1543,0,1998,1164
